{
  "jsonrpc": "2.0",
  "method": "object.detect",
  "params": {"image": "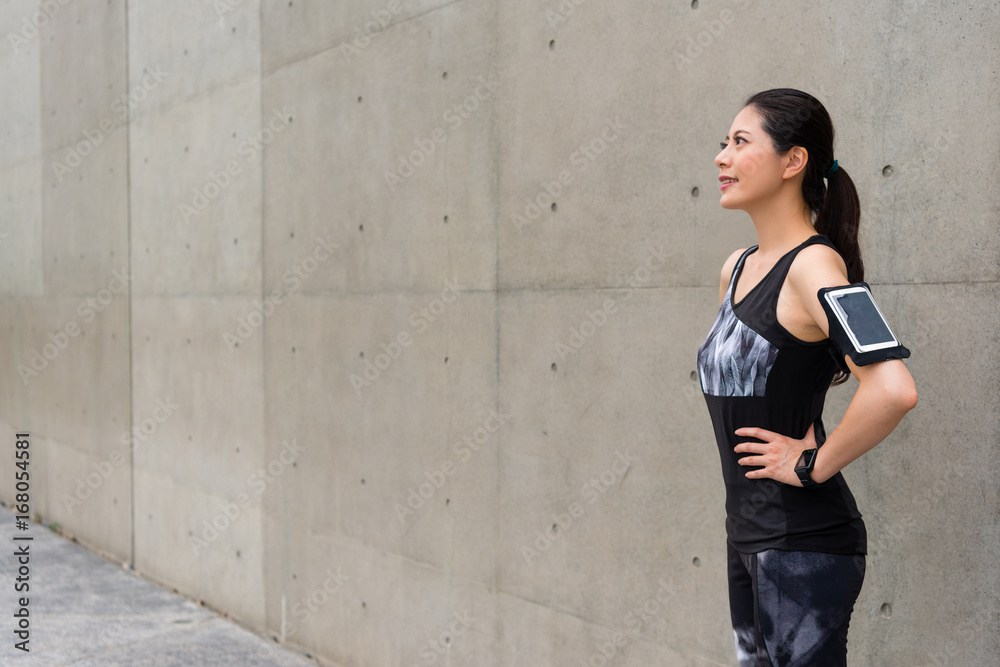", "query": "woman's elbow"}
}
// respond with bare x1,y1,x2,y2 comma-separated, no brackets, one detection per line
862,360,917,413
896,381,918,412
888,373,918,413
